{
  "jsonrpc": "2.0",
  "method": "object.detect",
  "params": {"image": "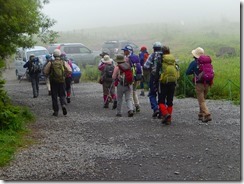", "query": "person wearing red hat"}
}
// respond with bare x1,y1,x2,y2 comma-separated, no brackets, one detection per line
139,46,149,96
